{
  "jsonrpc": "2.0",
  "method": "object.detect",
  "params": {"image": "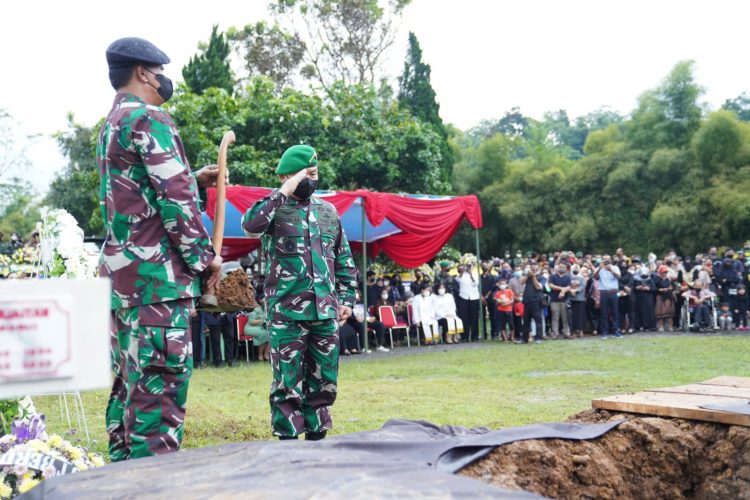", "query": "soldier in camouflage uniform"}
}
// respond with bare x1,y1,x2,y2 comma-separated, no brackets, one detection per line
97,37,223,461
242,145,358,440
